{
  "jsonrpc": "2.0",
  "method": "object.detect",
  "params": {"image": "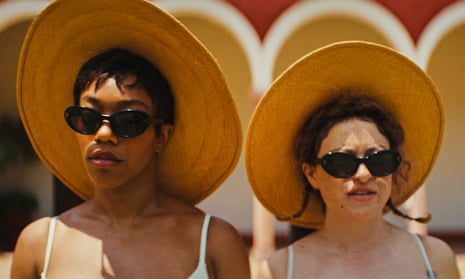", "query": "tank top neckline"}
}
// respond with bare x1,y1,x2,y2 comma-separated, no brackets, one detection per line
286,233,435,279
40,214,211,279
